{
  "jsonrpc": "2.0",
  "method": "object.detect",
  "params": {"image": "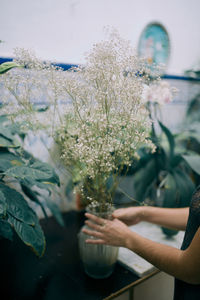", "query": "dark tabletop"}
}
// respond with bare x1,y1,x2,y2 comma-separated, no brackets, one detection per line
1,210,141,300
